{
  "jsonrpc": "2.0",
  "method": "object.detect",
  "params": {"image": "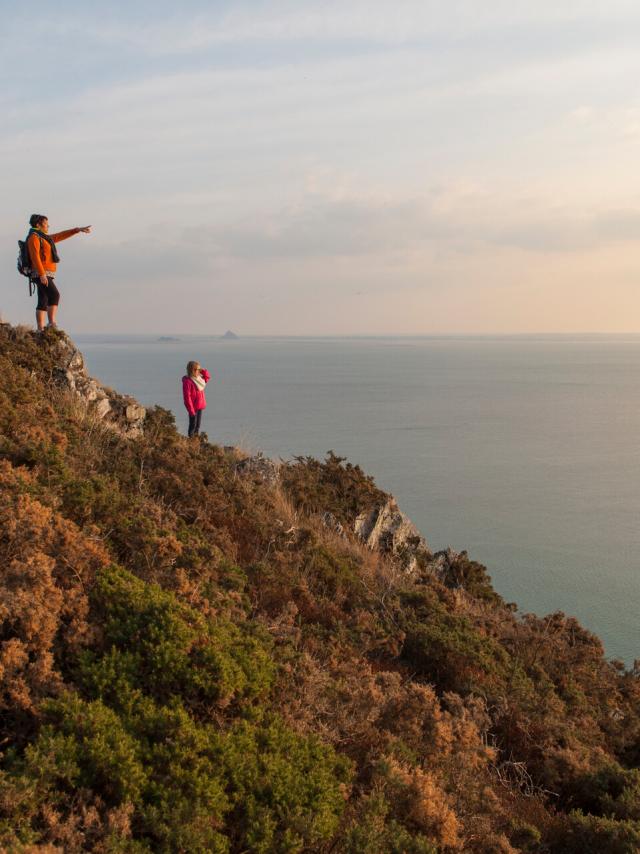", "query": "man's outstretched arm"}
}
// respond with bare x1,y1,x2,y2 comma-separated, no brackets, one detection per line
51,226,92,243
